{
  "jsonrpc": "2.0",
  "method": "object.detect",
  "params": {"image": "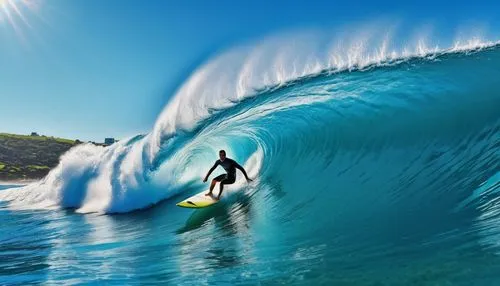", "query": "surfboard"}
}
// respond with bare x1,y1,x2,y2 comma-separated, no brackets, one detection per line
176,190,220,208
